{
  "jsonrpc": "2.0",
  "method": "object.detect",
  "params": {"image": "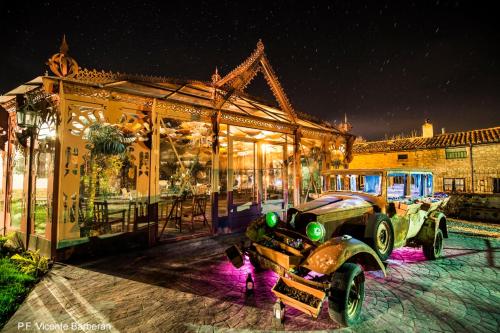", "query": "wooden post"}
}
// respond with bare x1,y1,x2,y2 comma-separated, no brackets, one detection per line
256,142,263,208
50,81,64,259
210,111,221,234
293,128,302,206
3,113,15,234
24,129,35,250
226,127,233,229
147,98,160,245
282,137,288,220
